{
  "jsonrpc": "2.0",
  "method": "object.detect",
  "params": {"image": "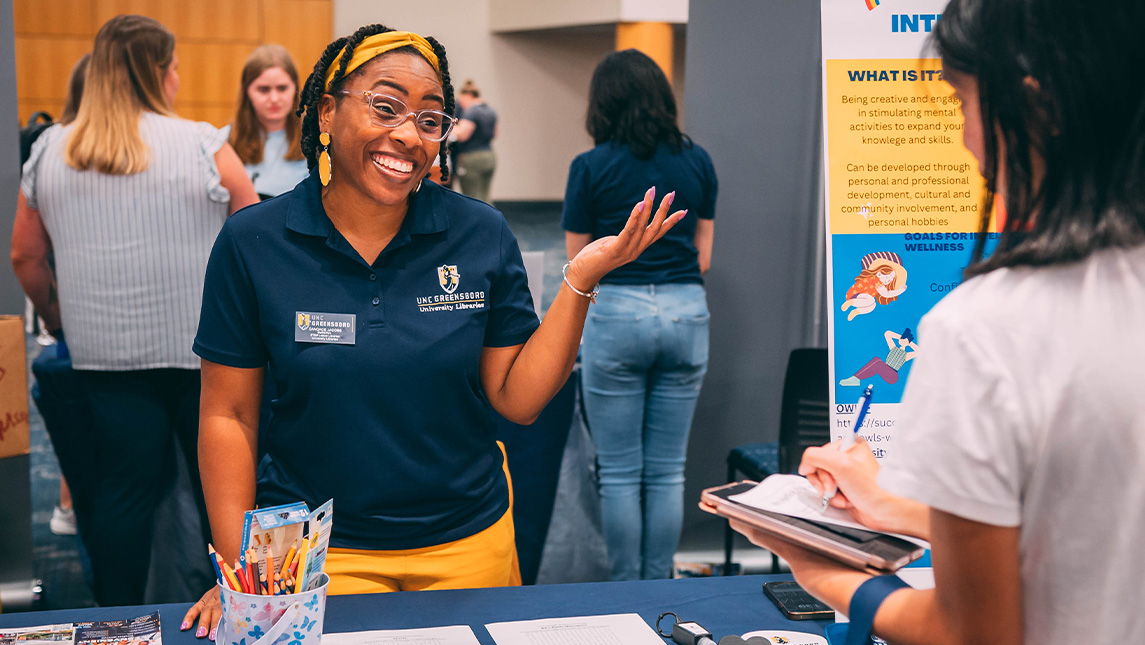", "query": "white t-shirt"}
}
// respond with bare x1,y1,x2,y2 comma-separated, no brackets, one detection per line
880,244,1145,644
